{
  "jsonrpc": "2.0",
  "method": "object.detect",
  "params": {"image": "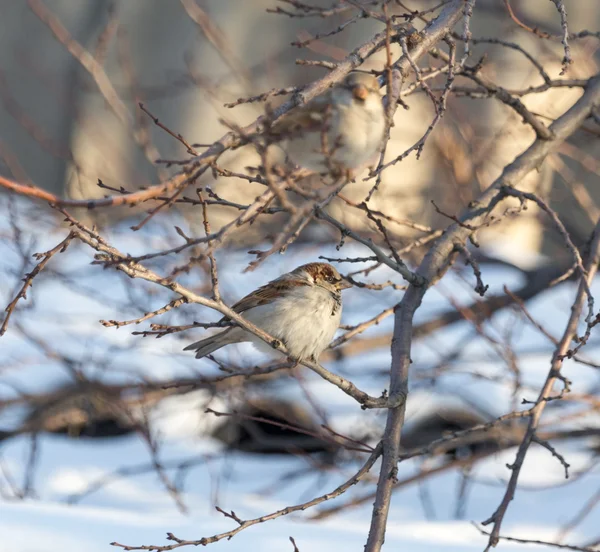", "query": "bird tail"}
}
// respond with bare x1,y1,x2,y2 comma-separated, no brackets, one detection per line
183,329,241,359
